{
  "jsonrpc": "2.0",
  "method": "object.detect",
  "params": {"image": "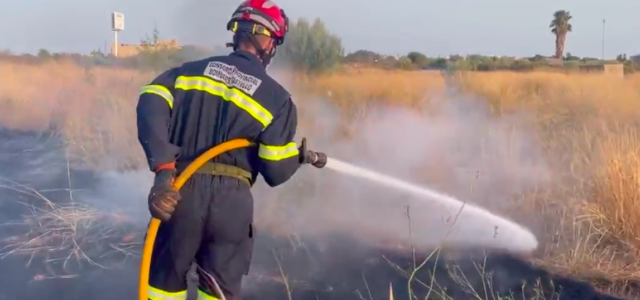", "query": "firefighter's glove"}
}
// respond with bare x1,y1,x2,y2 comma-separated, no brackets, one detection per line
148,169,181,222
298,137,327,169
